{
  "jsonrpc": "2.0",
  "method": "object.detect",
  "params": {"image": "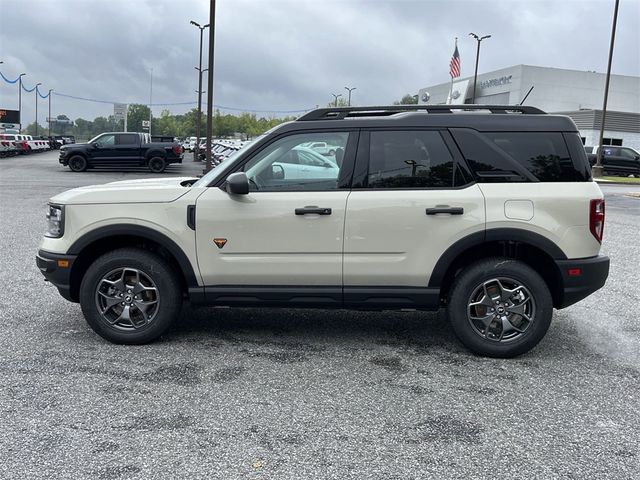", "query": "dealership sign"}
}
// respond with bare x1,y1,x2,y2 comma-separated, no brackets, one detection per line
479,75,513,89
0,109,20,124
